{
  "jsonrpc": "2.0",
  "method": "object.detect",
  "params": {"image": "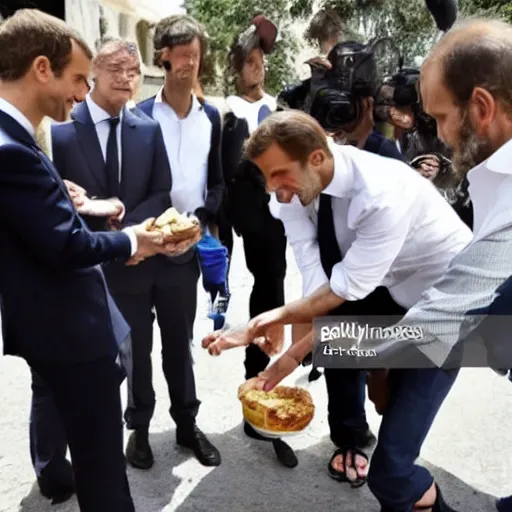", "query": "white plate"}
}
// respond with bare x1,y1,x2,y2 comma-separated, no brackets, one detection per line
246,421,305,439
